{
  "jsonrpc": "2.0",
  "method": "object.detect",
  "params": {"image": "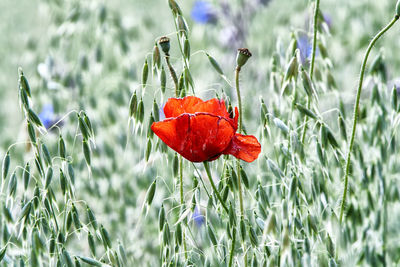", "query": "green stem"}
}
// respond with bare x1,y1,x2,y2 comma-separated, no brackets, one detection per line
383,179,387,265
228,228,236,267
309,0,320,79
203,161,229,213
179,156,188,260
339,15,399,223
235,67,243,132
235,66,247,267
179,157,184,209
235,66,244,219
301,0,320,144
234,67,245,216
